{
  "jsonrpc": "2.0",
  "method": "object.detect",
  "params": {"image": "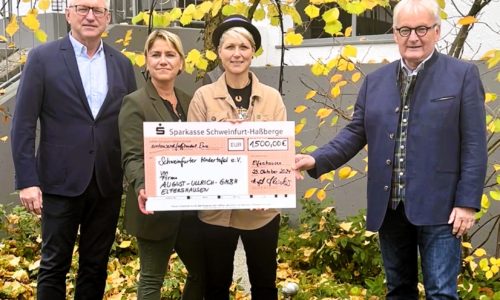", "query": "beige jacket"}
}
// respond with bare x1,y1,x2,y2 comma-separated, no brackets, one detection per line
188,71,287,230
